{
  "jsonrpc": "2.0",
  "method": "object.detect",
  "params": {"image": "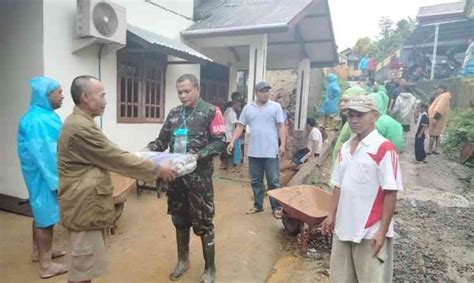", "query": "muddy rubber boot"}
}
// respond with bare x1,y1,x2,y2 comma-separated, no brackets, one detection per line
200,232,216,283
170,228,190,281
